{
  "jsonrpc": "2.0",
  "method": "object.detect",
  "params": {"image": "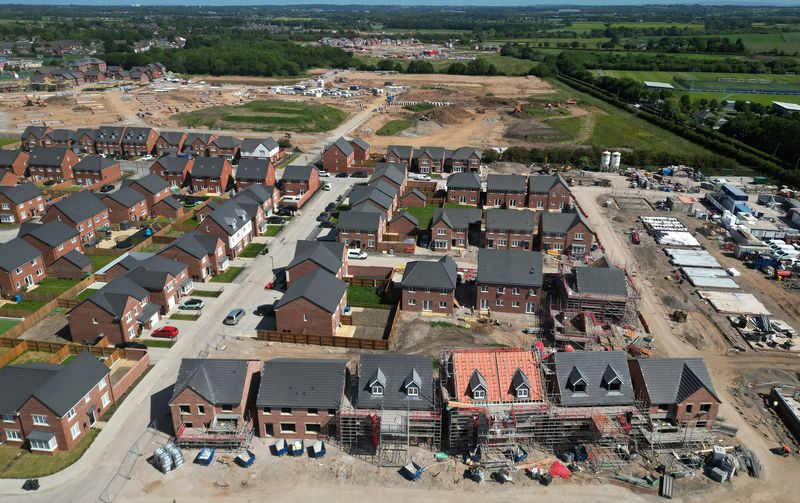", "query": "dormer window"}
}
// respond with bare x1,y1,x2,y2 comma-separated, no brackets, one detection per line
407,386,419,397
369,366,387,397
567,367,588,394
473,389,485,400
517,388,529,399
371,385,384,396
511,368,531,400
469,369,488,400
602,365,623,393
403,368,422,398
